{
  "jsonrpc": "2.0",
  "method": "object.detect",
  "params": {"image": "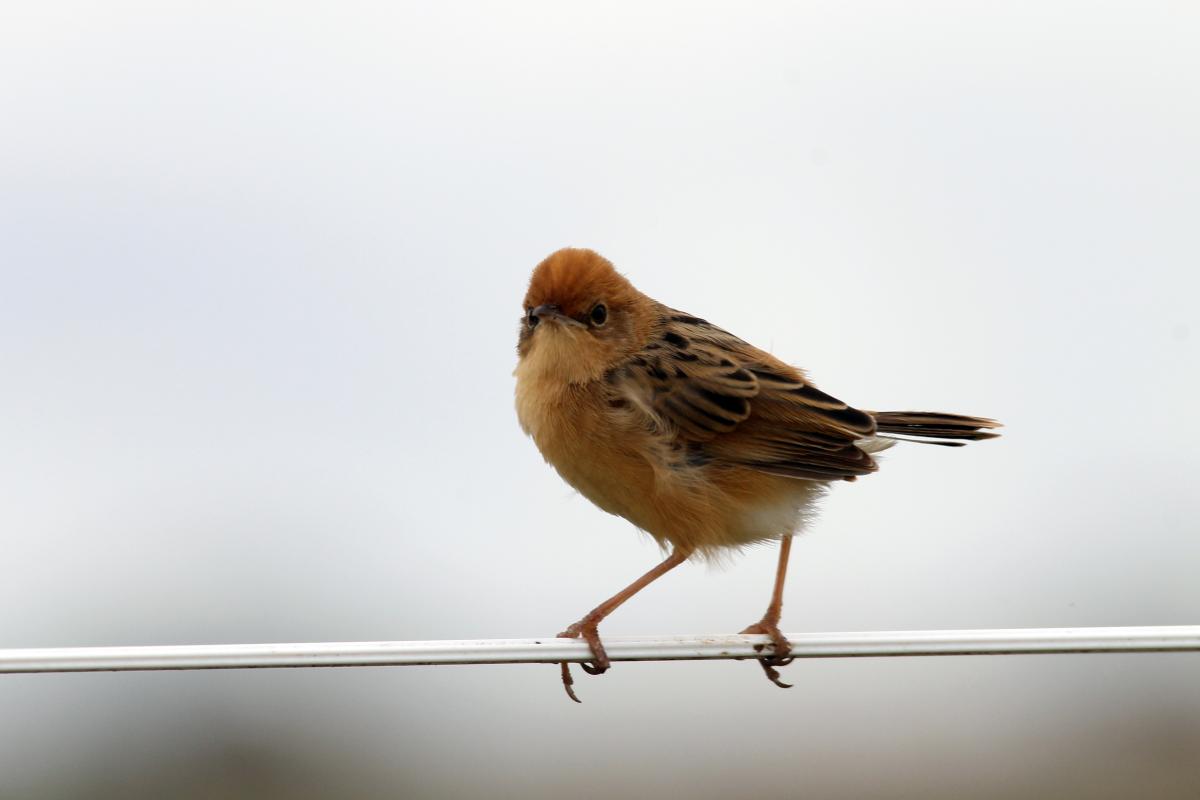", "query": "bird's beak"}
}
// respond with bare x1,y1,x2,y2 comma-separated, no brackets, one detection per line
531,304,583,327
